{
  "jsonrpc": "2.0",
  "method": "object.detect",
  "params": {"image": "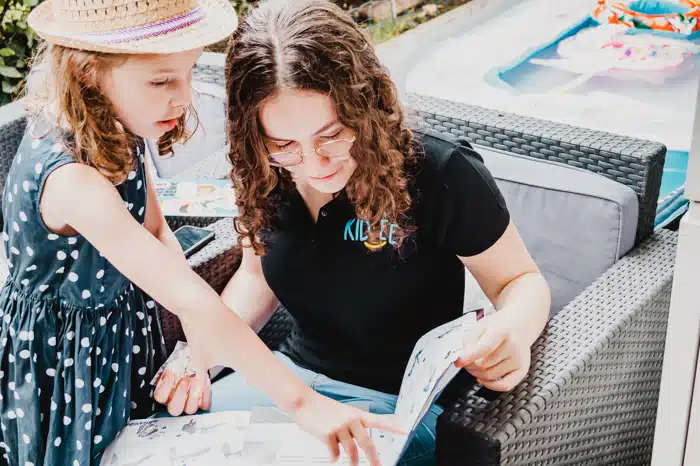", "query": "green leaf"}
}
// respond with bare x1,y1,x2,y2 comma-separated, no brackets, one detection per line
2,81,19,94
0,58,4,67
0,66,22,79
0,48,16,57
